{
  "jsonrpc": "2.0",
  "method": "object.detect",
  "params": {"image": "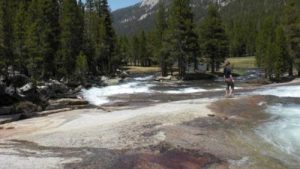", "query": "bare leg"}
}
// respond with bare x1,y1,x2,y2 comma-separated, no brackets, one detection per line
229,87,234,96
225,89,229,97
